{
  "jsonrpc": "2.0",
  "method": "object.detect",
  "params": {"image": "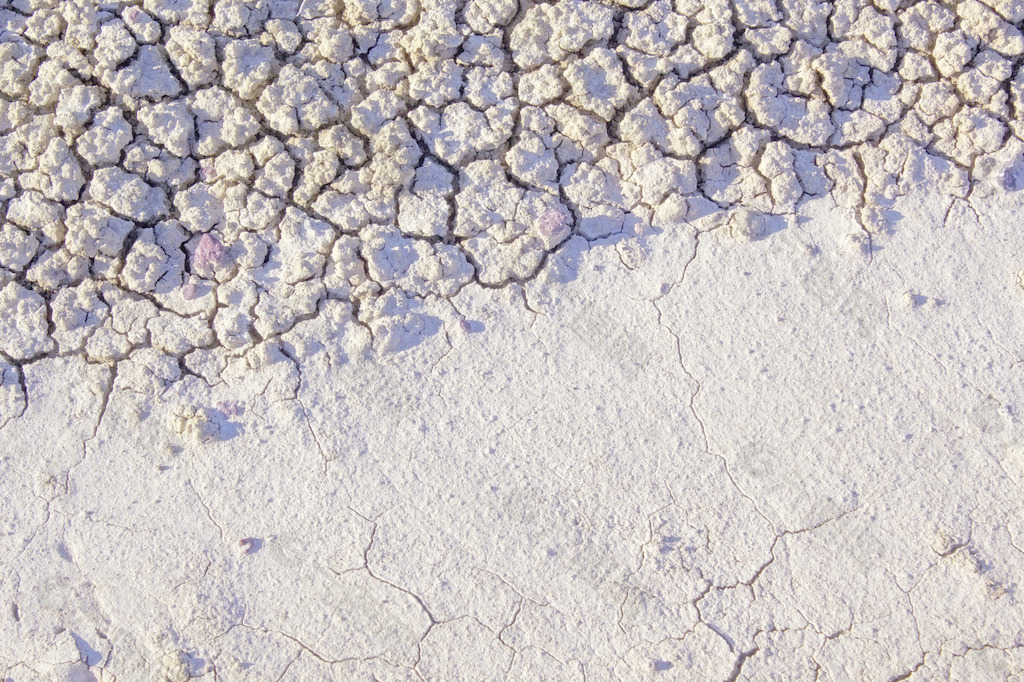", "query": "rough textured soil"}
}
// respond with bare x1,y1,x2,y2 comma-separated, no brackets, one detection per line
2,0,1024,679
